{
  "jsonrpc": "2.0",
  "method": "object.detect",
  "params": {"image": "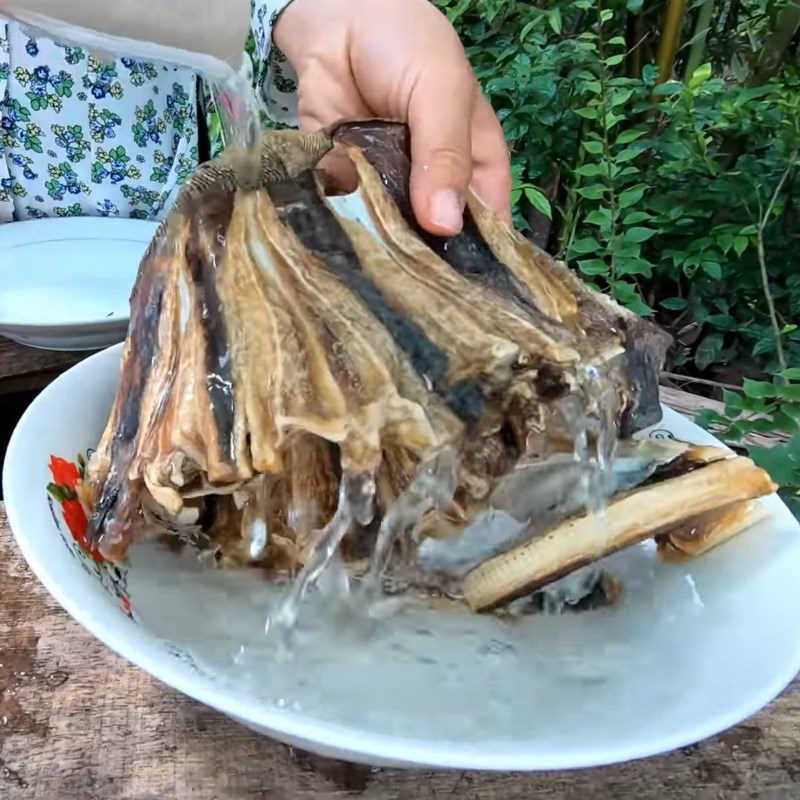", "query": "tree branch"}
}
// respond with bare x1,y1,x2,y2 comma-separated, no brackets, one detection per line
655,0,688,84
756,149,798,374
